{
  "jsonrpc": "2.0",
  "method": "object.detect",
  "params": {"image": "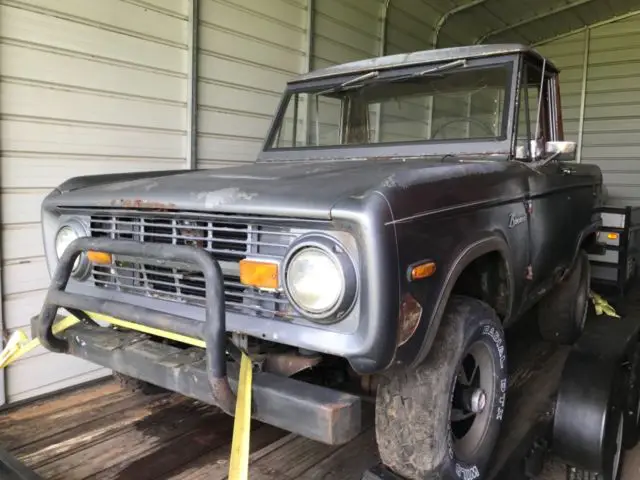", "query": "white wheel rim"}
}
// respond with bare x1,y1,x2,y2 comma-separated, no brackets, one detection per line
612,412,624,480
